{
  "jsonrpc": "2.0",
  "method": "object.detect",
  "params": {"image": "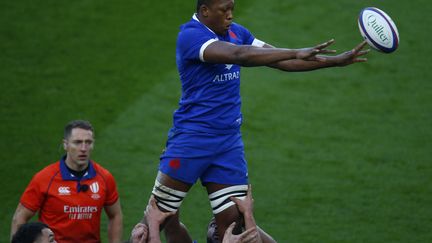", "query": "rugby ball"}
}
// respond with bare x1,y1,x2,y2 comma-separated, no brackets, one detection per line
358,7,399,53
